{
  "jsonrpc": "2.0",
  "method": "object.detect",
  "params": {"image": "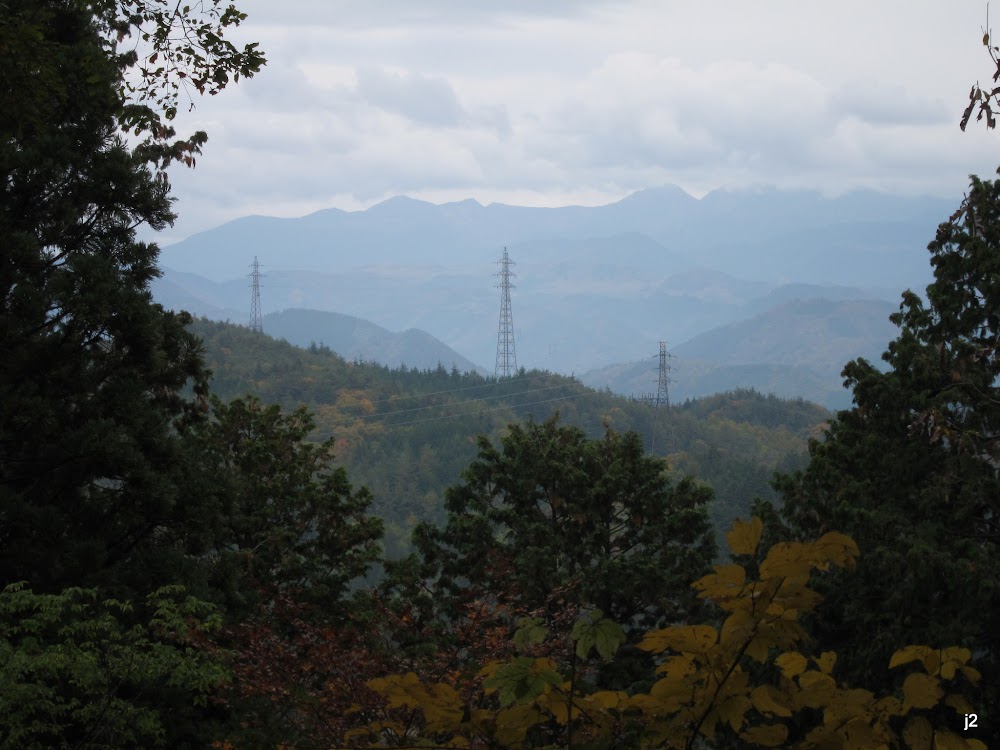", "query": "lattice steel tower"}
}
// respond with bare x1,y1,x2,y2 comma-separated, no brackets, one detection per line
248,256,263,334
649,341,673,454
494,247,518,378
654,341,672,409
